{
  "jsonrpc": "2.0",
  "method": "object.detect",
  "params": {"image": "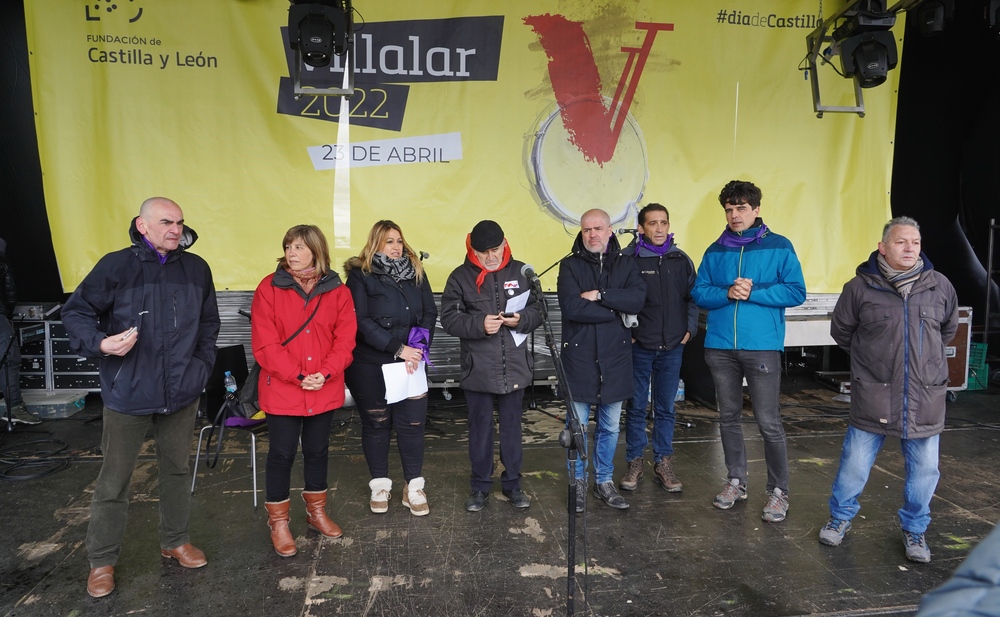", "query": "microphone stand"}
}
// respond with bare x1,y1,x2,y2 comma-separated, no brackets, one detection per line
526,263,588,617
2,321,17,433
527,253,570,410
